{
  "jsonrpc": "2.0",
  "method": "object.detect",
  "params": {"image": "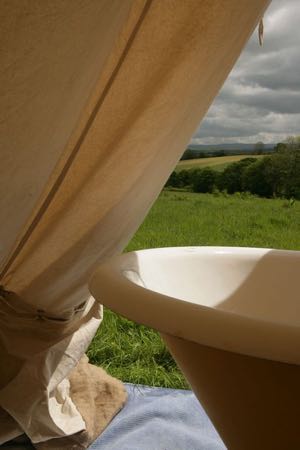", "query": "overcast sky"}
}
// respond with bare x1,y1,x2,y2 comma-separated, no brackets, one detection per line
191,0,300,145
